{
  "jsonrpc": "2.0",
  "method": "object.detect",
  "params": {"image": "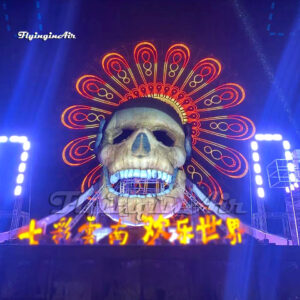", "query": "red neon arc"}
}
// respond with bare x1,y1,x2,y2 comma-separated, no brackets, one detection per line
189,158,224,204
195,83,245,111
81,164,102,193
181,58,222,96
198,115,255,140
62,135,96,166
134,42,158,86
163,44,190,86
76,75,121,106
164,44,190,66
192,138,249,178
61,105,112,130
